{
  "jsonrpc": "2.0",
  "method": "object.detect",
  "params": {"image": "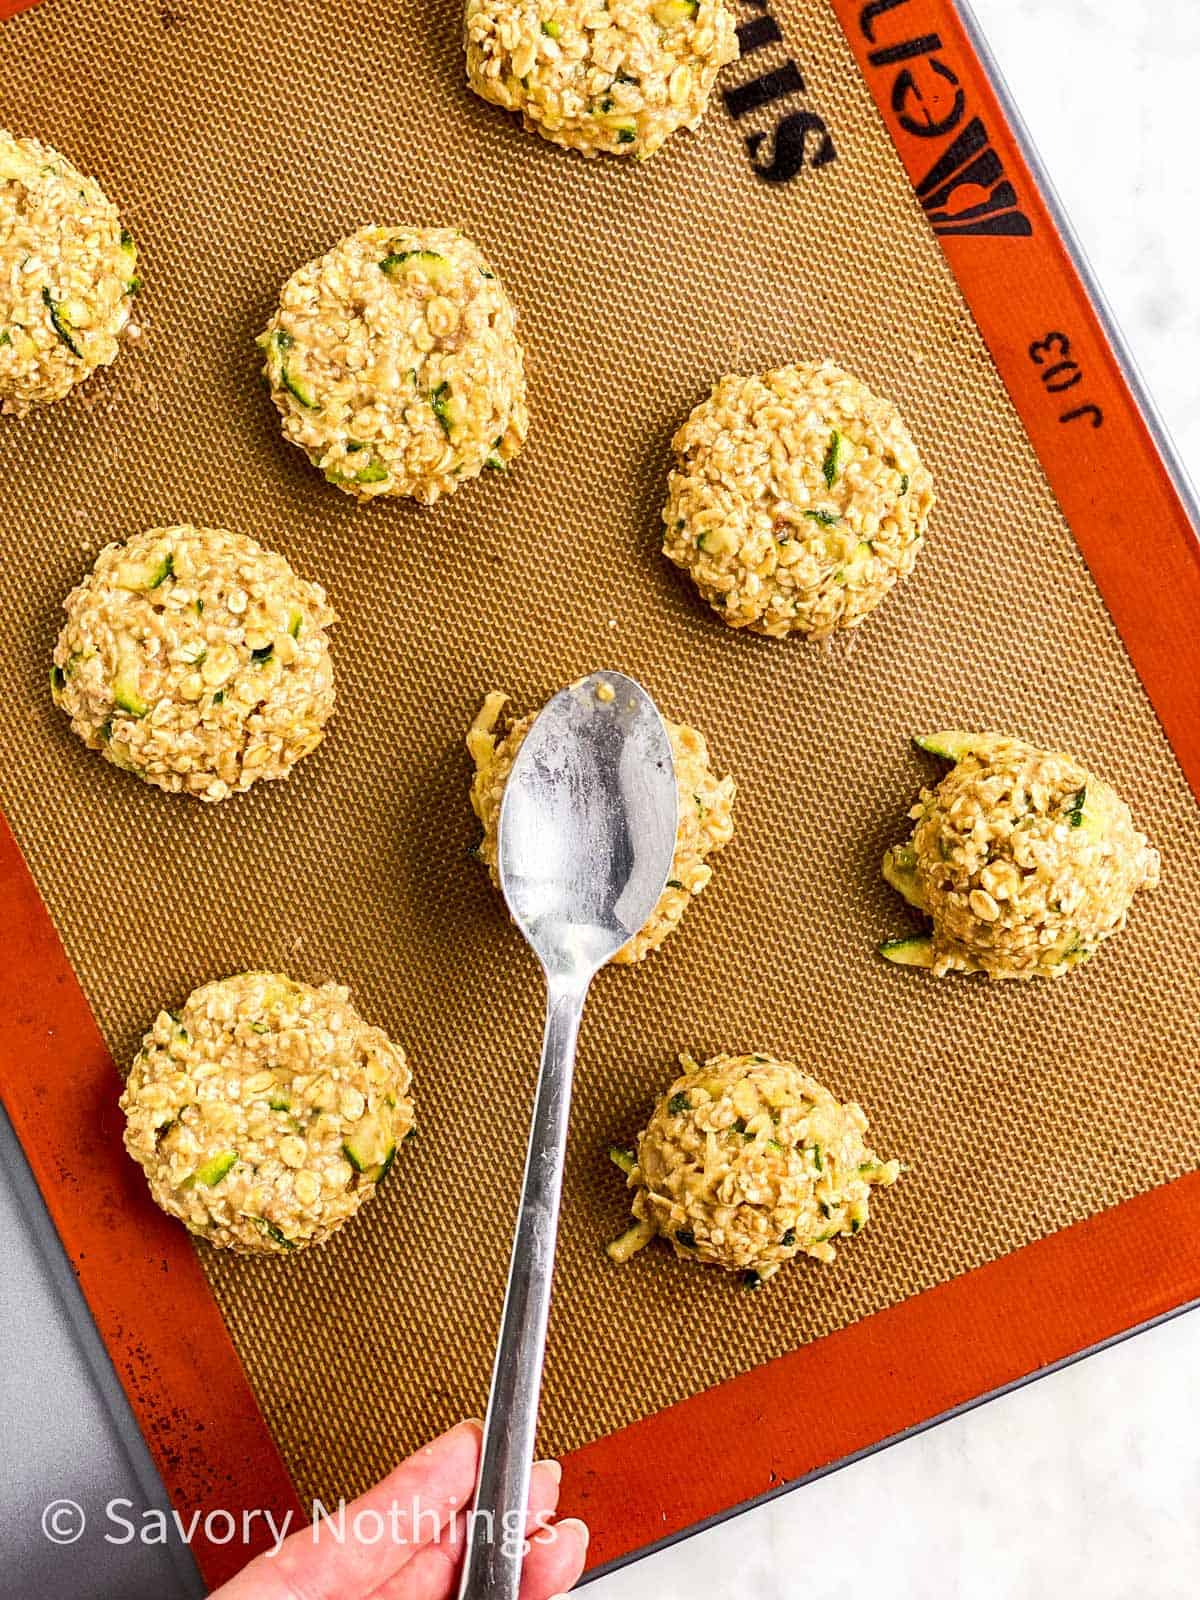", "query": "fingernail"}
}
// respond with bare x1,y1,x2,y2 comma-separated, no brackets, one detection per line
556,1516,590,1548
462,1416,486,1431
534,1457,562,1484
